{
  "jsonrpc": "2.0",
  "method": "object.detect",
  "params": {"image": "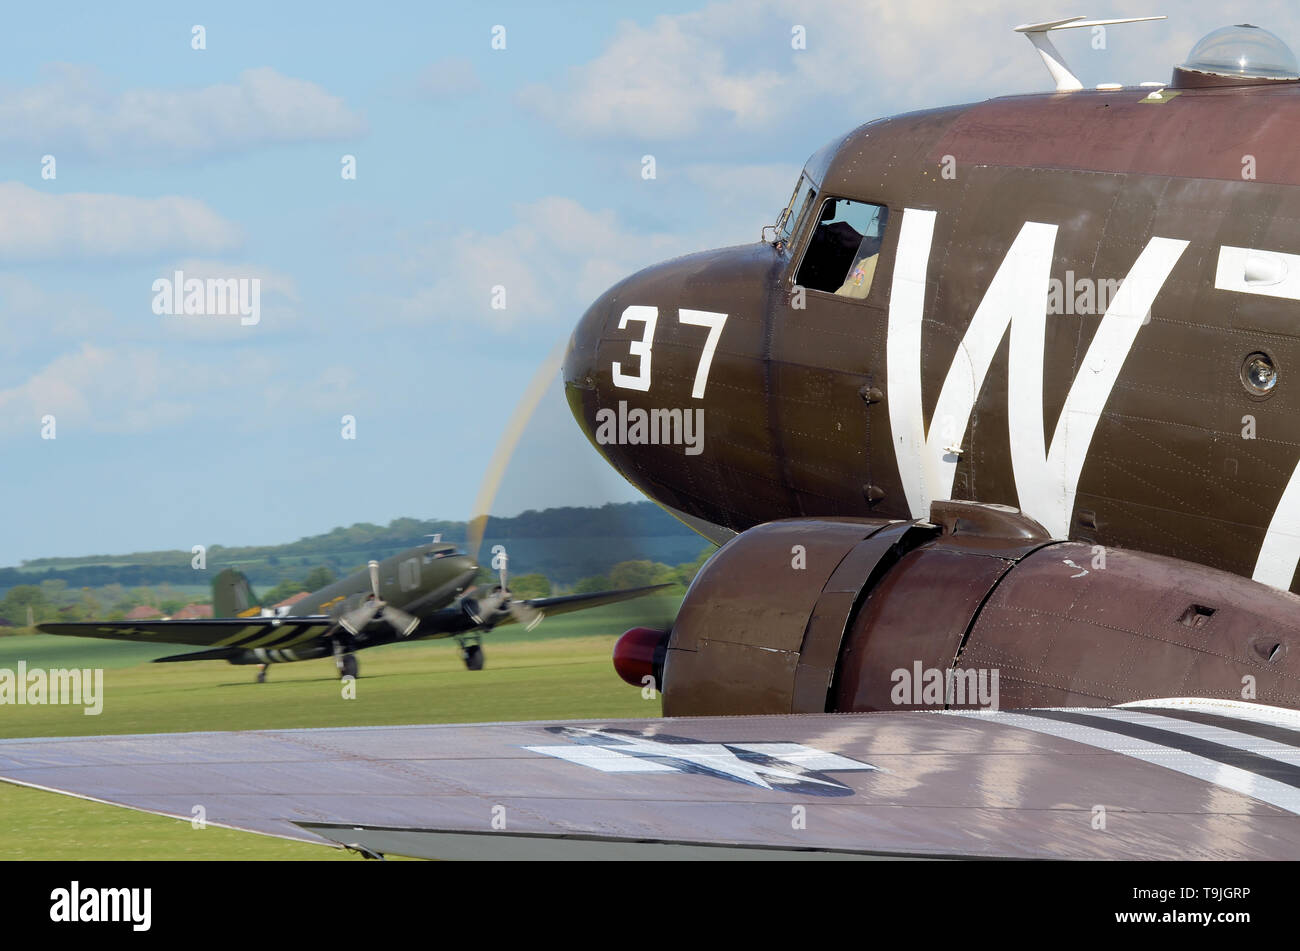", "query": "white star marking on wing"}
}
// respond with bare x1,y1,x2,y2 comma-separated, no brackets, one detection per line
526,729,876,789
